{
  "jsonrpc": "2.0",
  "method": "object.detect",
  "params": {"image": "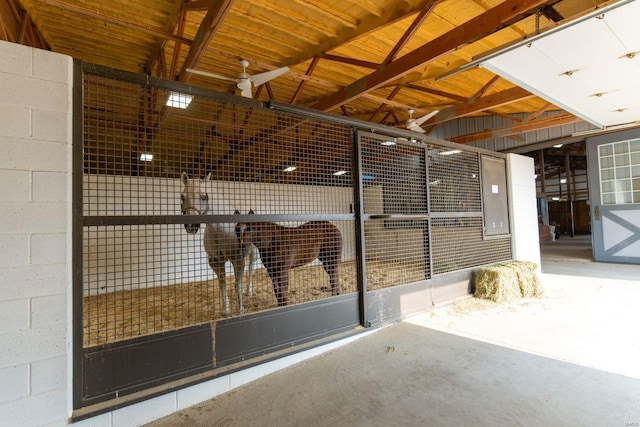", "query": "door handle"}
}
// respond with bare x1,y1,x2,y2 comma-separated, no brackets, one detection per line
594,205,600,221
